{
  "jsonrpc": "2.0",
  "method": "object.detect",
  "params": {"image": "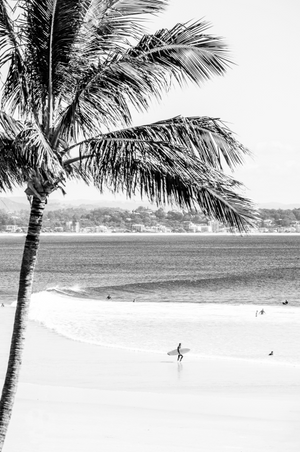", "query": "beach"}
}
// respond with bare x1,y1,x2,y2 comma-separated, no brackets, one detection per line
1,307,300,452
